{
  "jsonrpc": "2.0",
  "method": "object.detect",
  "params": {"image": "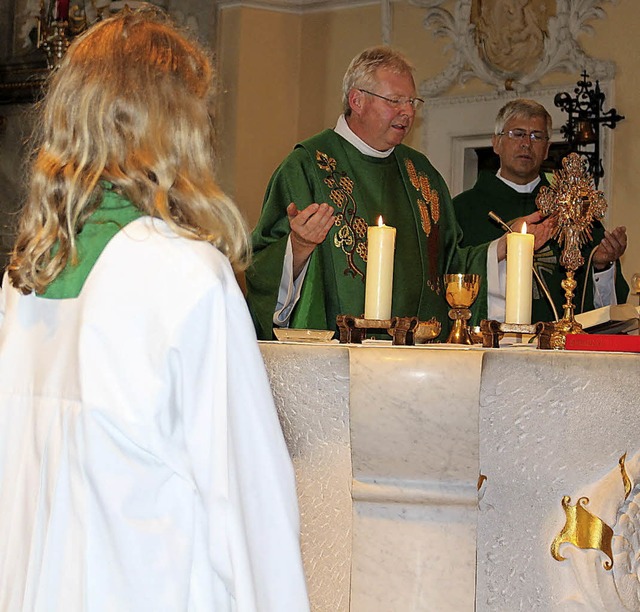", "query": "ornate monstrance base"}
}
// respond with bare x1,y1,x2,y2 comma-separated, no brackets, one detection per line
463,264,586,350
544,270,585,349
